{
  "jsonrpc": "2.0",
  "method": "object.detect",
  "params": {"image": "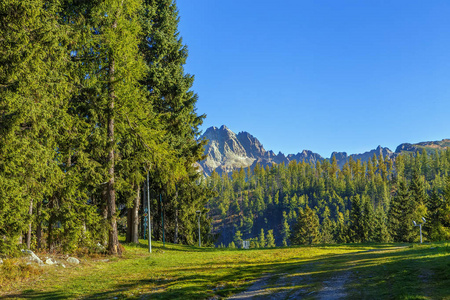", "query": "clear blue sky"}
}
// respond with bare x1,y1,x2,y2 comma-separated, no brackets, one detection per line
177,0,450,158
